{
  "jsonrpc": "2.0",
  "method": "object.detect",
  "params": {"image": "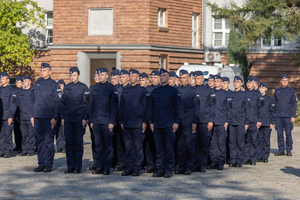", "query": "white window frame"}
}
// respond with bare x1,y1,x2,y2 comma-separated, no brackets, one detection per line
192,13,199,48
158,8,166,27
261,36,282,49
212,18,230,48
160,55,168,69
45,11,53,45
